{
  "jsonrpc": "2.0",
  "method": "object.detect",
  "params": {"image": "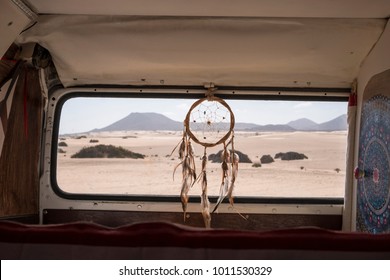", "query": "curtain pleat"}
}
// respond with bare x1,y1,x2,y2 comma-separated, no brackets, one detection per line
342,88,357,231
